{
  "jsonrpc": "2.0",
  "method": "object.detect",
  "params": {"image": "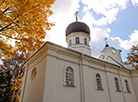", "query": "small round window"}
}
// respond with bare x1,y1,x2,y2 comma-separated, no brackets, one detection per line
31,68,37,79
